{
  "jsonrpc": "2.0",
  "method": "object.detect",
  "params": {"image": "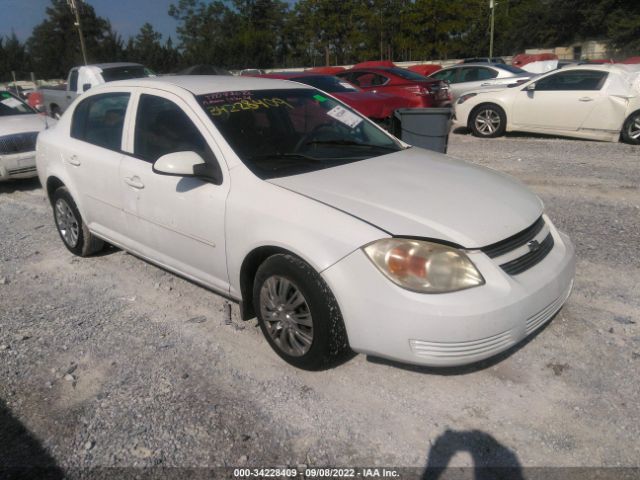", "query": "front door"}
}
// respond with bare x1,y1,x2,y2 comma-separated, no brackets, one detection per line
120,91,230,293
512,69,608,131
